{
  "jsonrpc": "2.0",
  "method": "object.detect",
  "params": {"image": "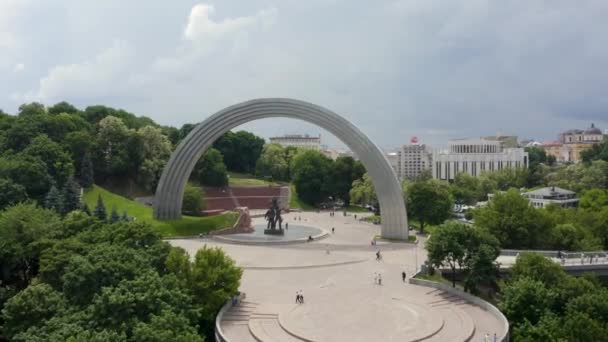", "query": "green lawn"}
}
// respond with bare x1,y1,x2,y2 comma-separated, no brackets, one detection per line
345,205,369,213
227,172,282,187
288,184,314,211
374,234,417,243
83,185,238,237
